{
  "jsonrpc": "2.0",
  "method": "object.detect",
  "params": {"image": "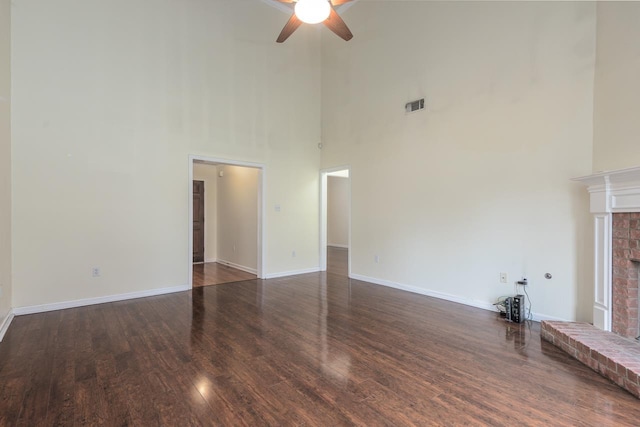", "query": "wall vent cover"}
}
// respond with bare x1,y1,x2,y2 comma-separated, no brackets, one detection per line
405,98,425,113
